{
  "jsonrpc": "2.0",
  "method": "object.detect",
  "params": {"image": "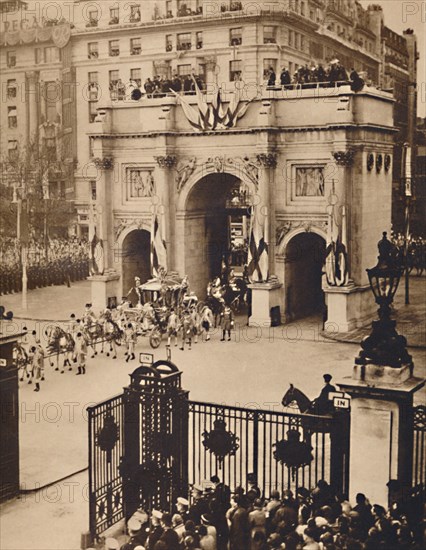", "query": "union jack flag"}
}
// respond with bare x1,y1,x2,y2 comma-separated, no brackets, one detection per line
247,206,269,282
